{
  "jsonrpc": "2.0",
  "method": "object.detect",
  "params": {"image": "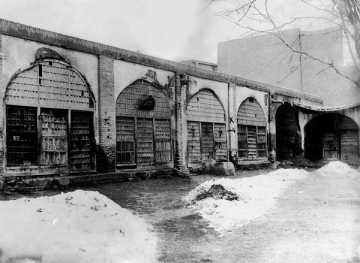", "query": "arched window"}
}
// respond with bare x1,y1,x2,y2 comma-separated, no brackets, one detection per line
115,79,172,168
237,98,267,160
5,49,95,171
186,89,227,163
